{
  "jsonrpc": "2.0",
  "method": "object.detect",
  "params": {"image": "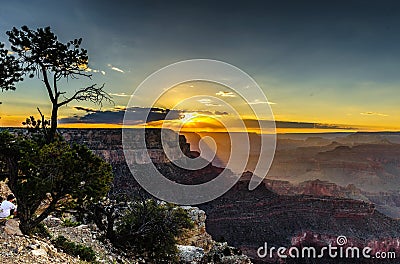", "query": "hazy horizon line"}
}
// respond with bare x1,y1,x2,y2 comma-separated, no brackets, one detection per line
1,126,399,135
